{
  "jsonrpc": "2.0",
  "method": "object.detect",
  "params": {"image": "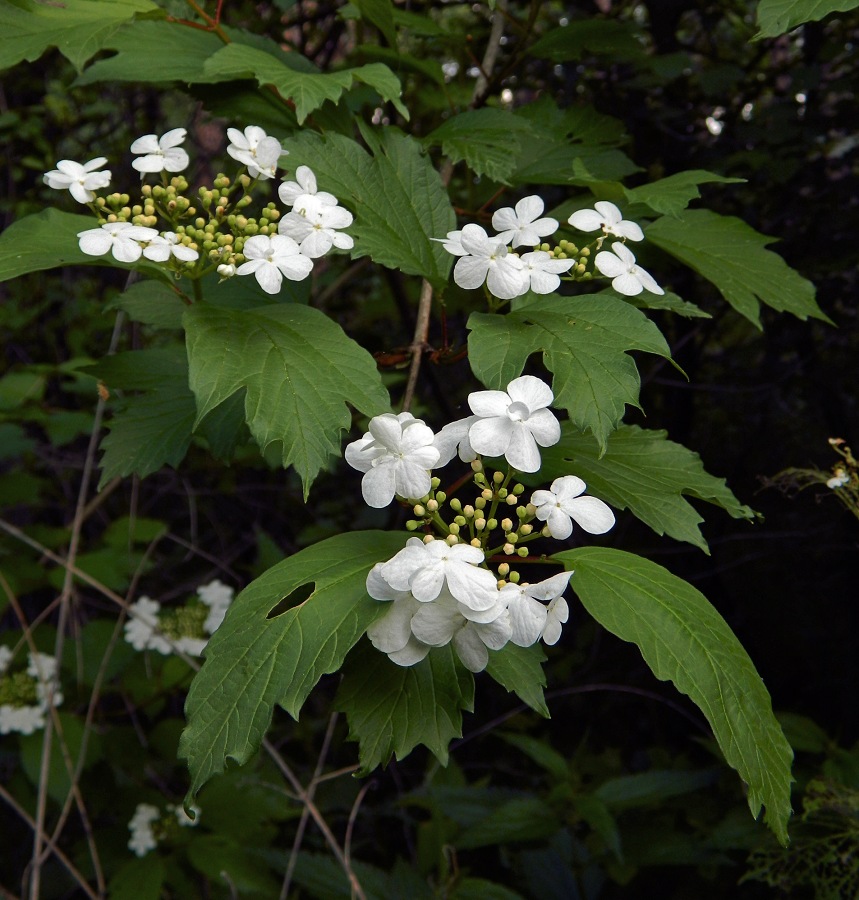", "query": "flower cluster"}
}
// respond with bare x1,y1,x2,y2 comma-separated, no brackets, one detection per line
0,648,63,735
124,579,234,656
346,375,616,671
128,801,200,857
43,126,353,295
438,196,662,301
